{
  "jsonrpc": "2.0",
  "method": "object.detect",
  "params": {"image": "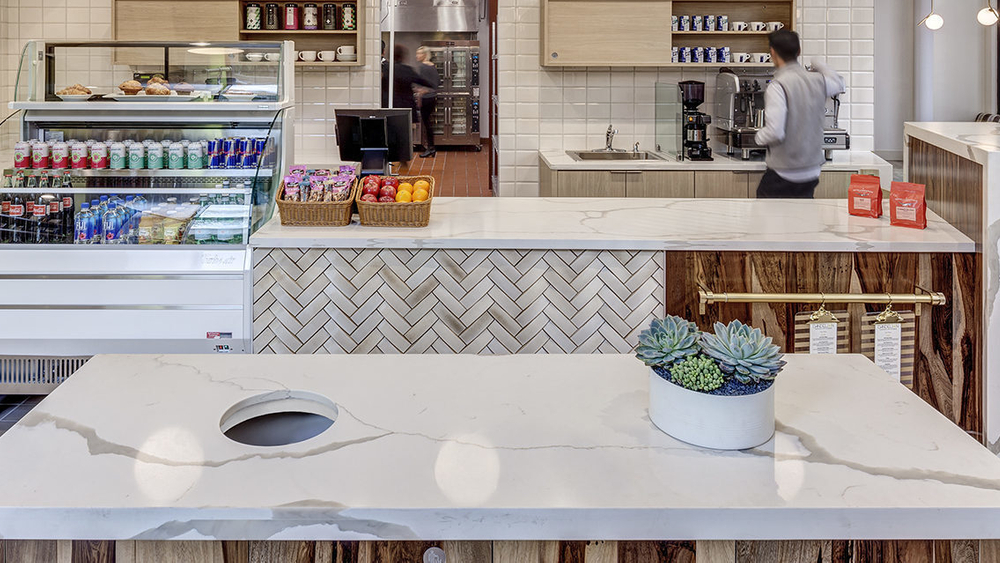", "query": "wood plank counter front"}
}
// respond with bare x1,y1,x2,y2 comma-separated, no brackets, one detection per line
3,354,1000,563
